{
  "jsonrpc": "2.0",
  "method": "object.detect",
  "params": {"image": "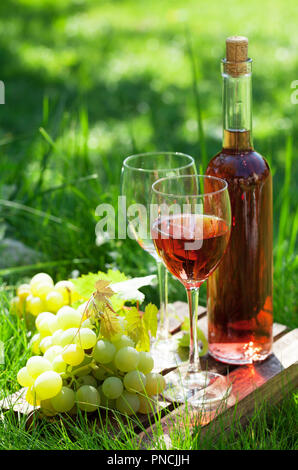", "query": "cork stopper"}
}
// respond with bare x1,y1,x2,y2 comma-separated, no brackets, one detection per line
224,36,250,77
